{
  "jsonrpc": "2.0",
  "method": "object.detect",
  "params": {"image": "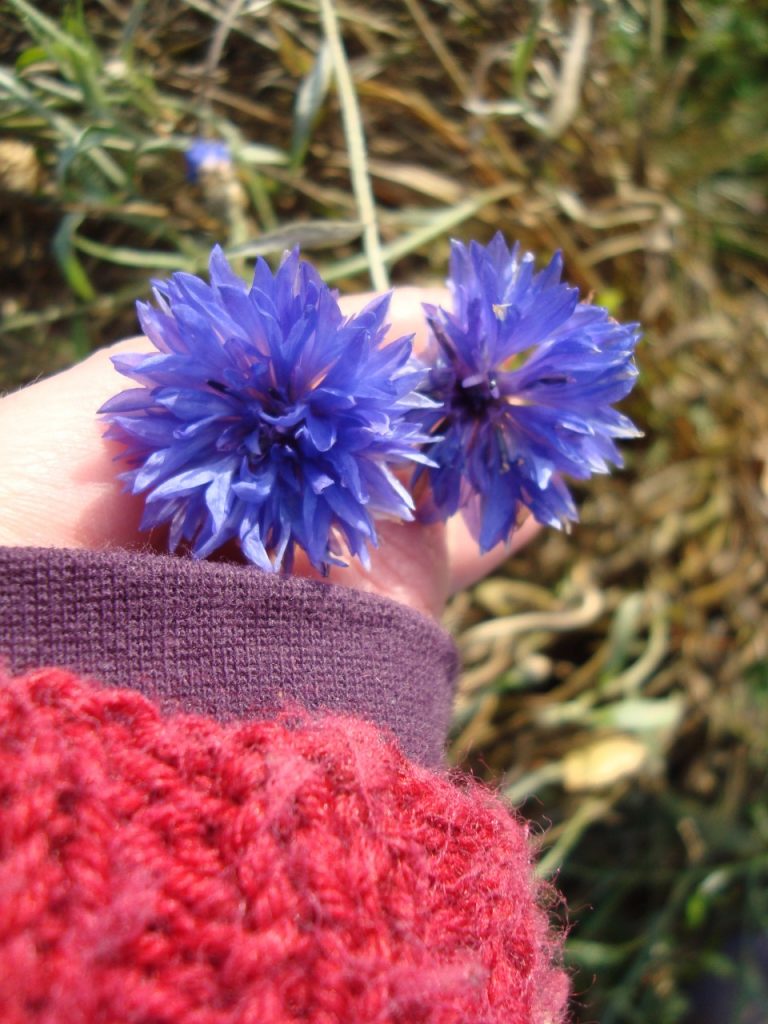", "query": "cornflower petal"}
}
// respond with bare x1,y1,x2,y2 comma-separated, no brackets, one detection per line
101,246,432,572
415,233,641,551
185,139,232,183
